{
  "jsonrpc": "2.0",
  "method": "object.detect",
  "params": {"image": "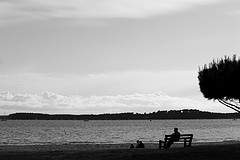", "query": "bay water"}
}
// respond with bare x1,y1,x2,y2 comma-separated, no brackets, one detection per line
0,119,239,145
